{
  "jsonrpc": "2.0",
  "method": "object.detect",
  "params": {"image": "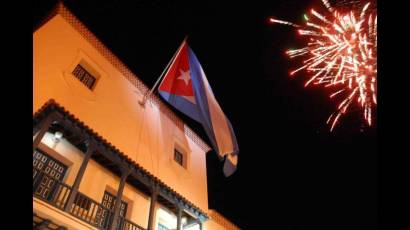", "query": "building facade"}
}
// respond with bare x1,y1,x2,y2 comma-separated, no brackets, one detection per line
33,2,240,230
